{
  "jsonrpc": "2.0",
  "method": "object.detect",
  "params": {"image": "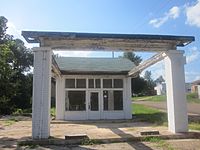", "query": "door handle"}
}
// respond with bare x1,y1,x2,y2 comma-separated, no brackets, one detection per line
88,104,91,110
